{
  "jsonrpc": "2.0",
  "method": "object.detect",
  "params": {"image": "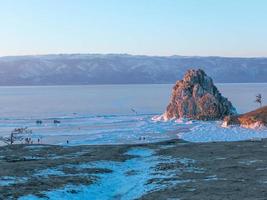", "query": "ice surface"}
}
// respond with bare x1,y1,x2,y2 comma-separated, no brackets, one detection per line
0,83,267,145
1,113,267,146
0,114,182,146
